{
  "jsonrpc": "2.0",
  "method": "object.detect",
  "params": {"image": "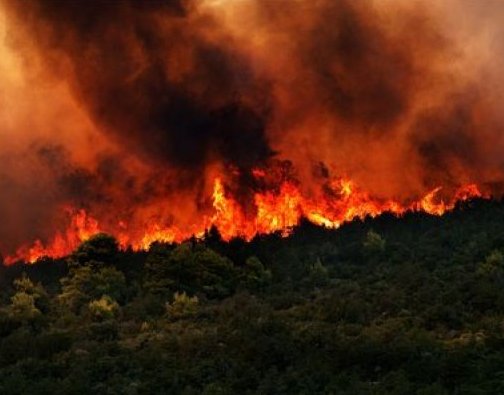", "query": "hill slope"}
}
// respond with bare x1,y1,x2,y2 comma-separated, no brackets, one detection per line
1,199,504,394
